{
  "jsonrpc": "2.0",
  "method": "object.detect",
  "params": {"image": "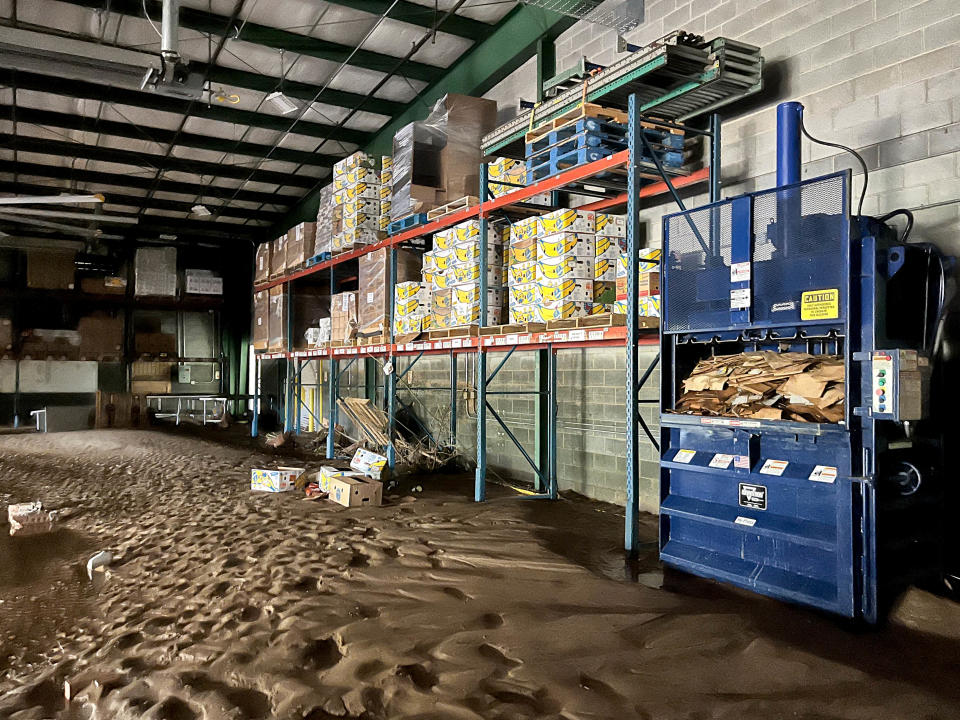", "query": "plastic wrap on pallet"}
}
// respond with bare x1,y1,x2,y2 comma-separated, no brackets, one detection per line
254,242,271,285
357,248,421,336
391,94,497,222
268,286,287,350
331,291,357,344
135,246,177,297
316,185,338,256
